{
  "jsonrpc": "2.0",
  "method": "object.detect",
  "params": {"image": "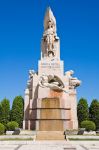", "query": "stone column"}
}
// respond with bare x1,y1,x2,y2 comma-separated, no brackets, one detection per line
69,90,78,129
23,88,30,130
